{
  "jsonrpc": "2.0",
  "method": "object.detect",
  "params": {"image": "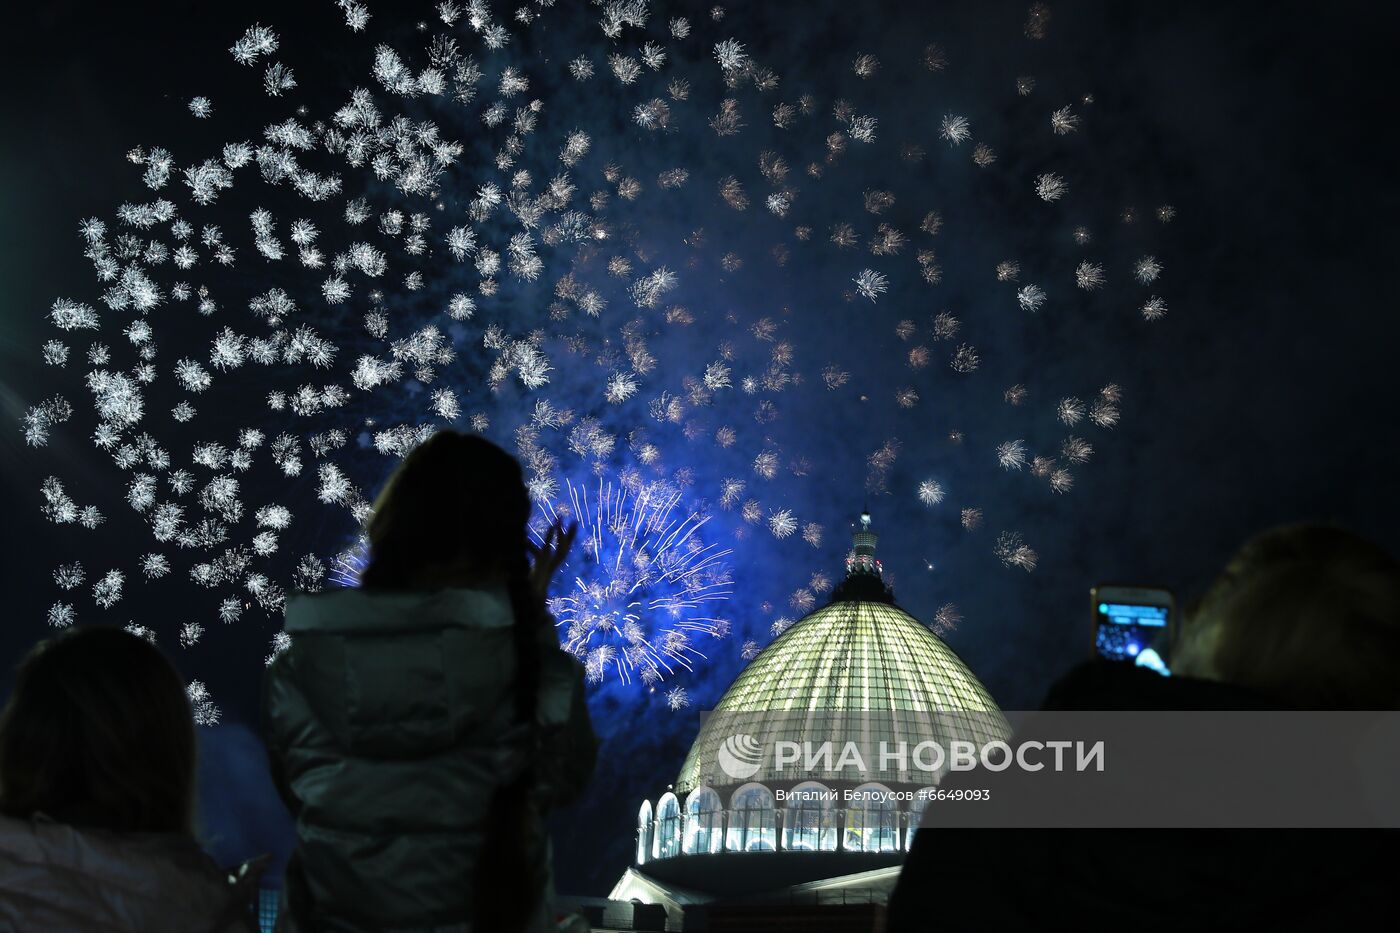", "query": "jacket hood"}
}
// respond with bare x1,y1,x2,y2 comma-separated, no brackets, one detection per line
0,815,254,932
276,585,524,759
284,585,515,635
